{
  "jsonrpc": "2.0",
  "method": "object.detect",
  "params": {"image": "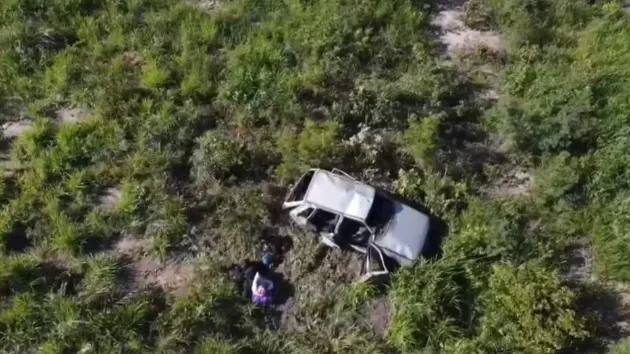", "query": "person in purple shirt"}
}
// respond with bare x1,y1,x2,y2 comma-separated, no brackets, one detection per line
251,271,274,305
